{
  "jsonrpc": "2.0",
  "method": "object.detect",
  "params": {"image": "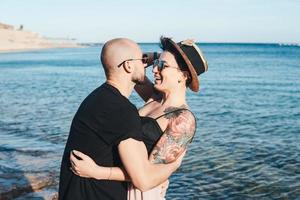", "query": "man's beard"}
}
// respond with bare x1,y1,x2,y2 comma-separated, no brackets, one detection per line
132,75,145,85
